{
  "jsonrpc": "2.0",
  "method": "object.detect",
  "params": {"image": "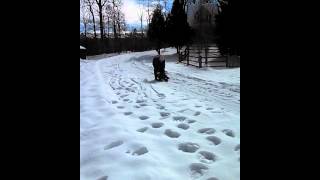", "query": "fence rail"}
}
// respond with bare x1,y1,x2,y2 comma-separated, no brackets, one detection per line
178,44,227,68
